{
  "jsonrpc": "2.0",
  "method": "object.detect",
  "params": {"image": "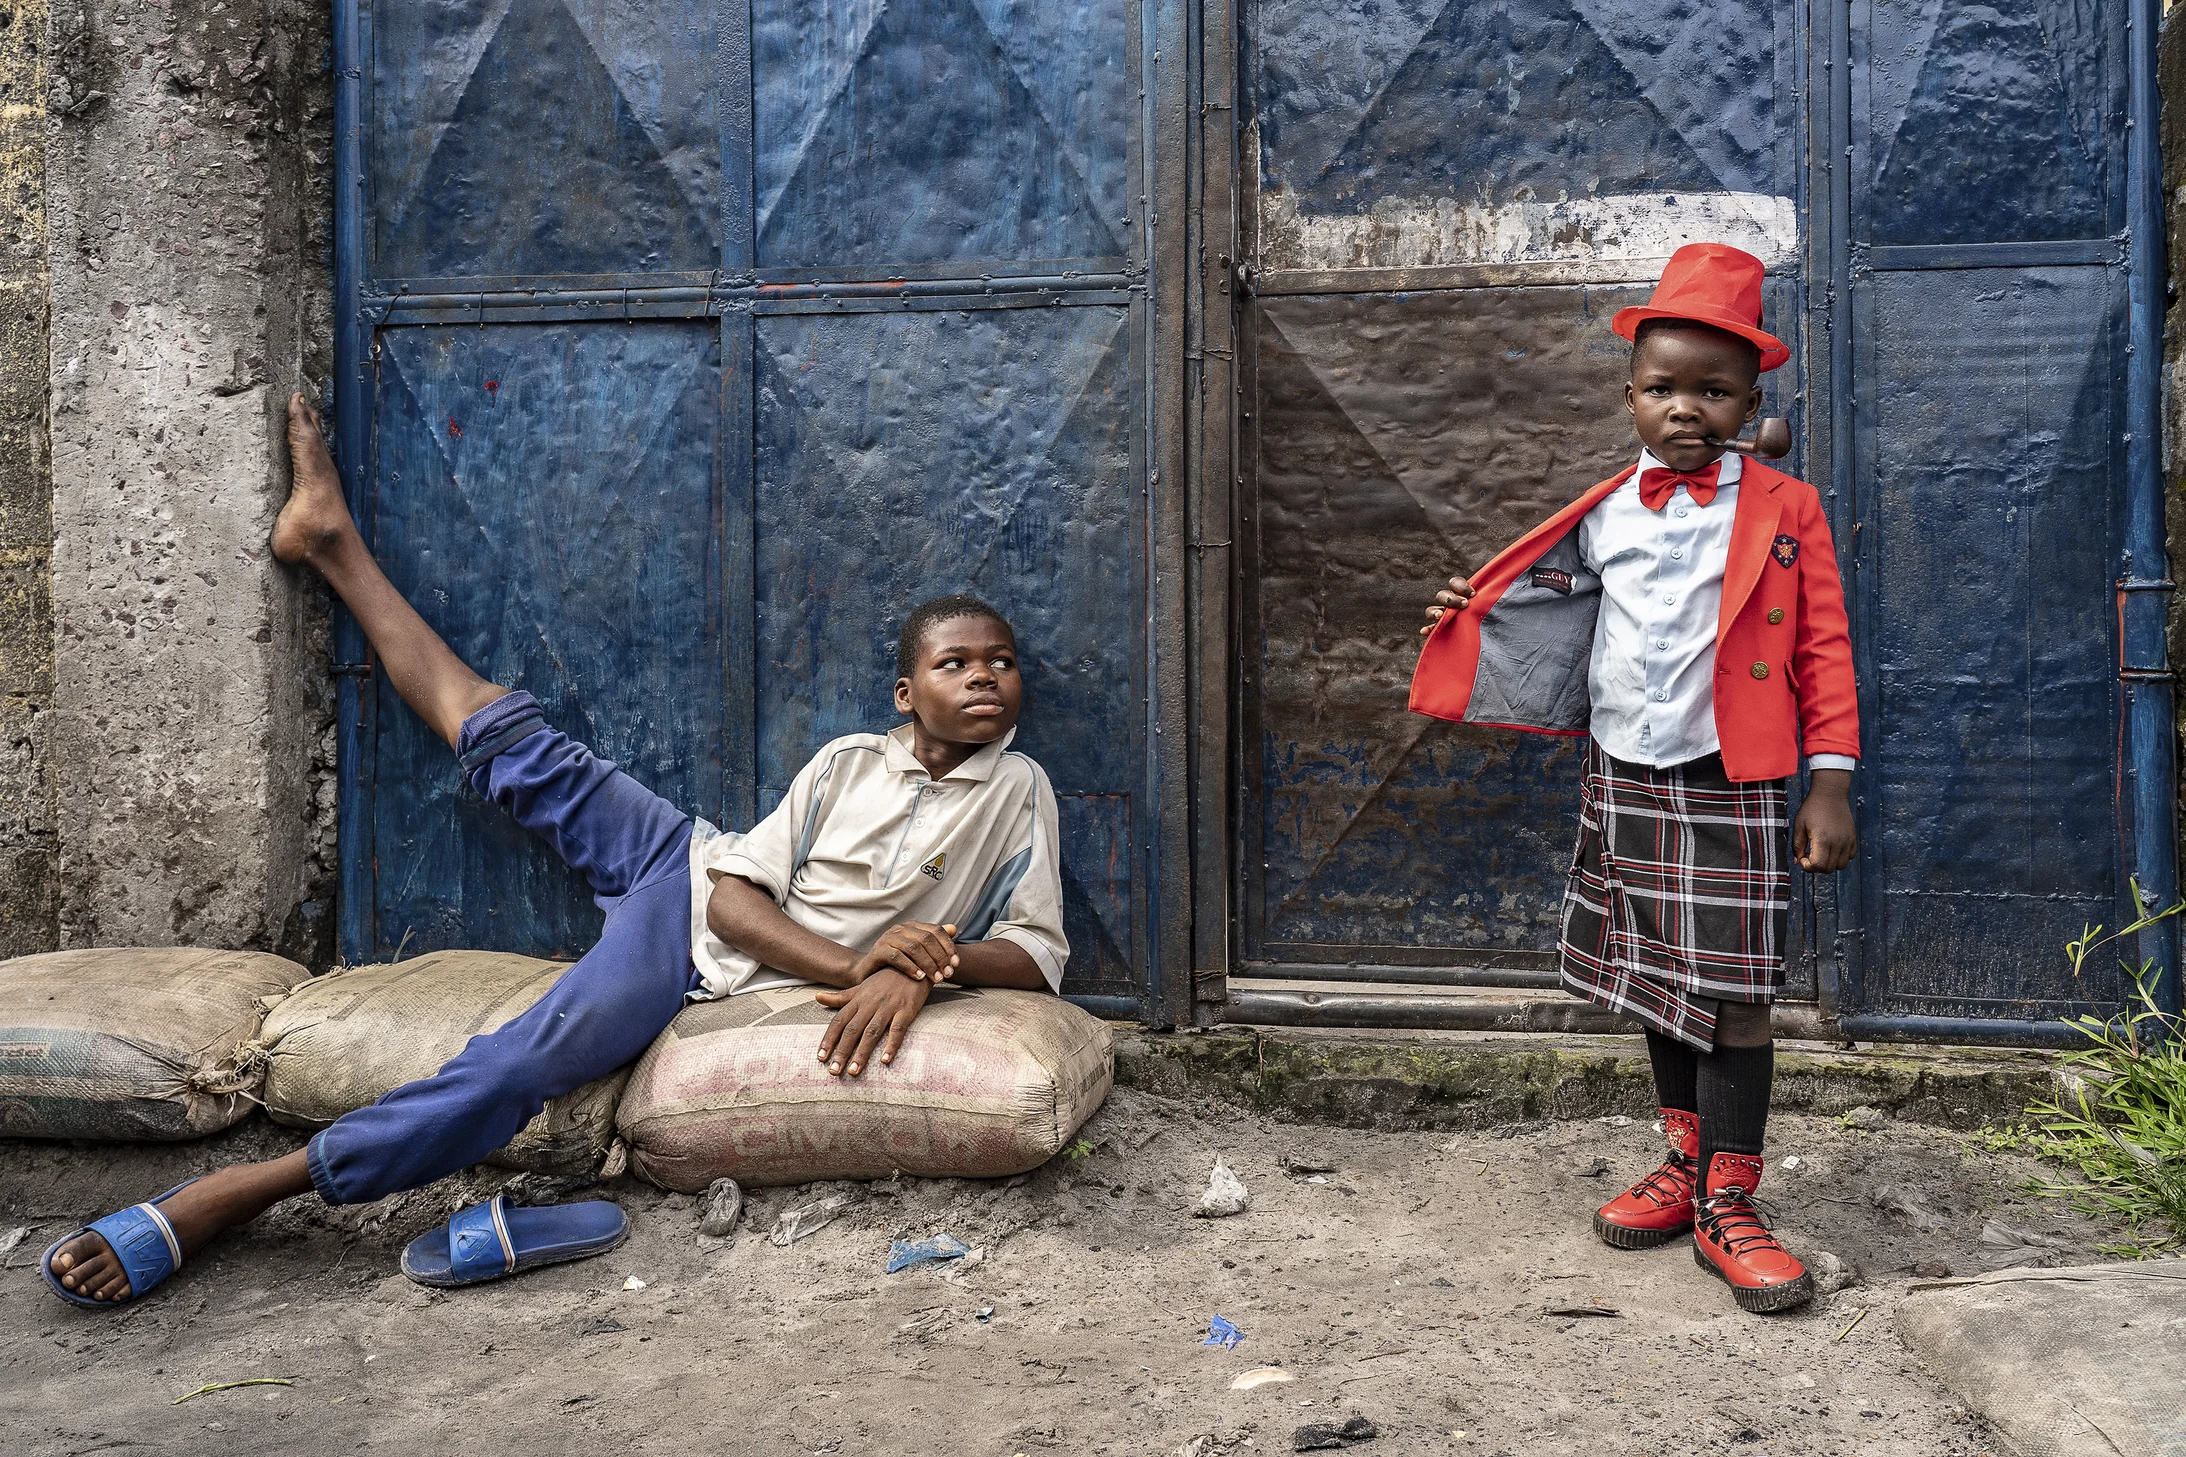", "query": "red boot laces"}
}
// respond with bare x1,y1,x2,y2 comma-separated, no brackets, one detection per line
1627,1150,1697,1209
1696,1184,1783,1255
